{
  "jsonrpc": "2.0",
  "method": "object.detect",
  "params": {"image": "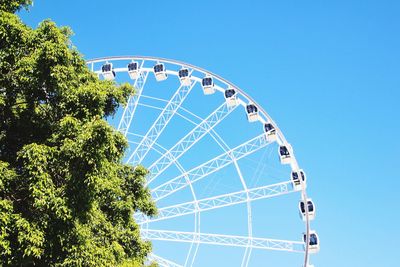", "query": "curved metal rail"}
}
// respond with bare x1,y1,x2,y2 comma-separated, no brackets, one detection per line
86,56,314,267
